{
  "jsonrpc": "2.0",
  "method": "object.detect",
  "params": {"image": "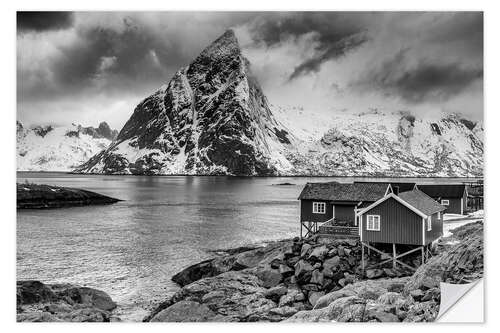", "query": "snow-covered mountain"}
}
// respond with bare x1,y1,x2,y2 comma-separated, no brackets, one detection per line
76,30,293,175
272,107,483,177
17,121,117,171
74,29,483,177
